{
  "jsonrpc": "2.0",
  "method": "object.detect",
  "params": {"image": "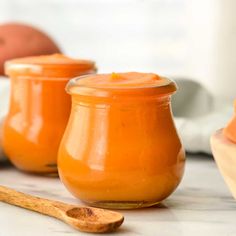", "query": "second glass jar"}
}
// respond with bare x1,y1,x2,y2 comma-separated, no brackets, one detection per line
3,54,96,174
